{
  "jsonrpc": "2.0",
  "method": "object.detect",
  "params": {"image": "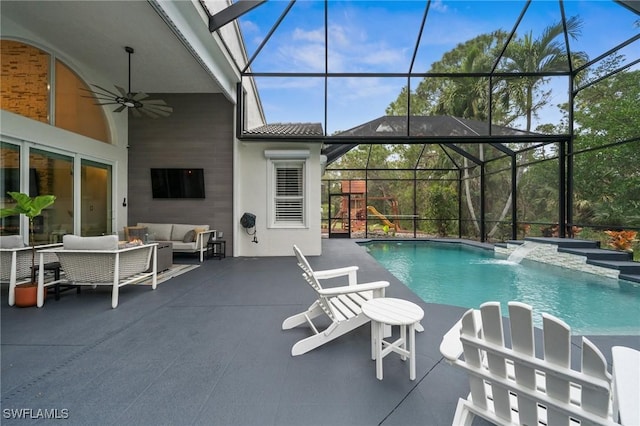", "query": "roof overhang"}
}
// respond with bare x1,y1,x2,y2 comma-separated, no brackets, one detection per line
1,0,240,101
